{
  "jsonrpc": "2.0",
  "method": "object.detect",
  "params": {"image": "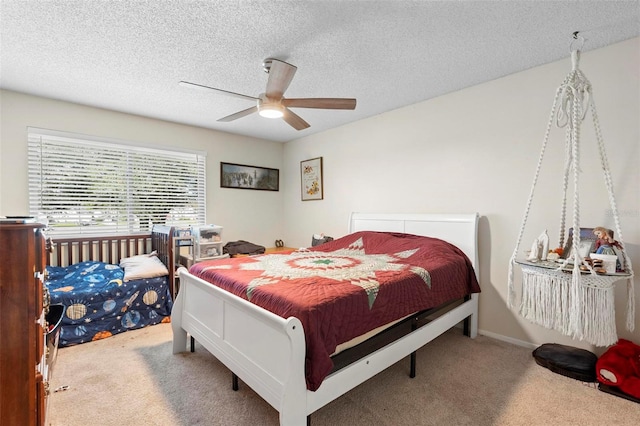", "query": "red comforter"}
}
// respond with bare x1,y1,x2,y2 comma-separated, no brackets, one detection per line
189,231,480,391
